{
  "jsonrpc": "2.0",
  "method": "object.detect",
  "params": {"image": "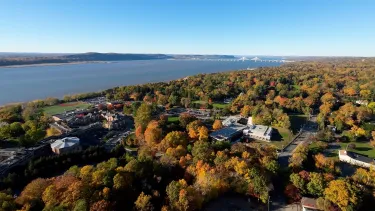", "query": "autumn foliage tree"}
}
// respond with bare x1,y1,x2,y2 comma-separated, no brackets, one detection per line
144,120,163,146
179,113,197,128
324,179,359,210
212,119,223,131
187,120,203,139
135,192,154,211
